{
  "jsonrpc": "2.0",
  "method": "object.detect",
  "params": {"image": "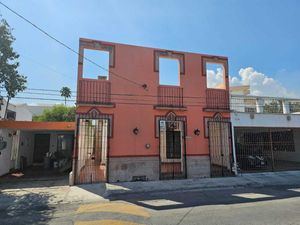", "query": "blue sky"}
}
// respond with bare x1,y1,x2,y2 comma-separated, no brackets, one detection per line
1,0,300,104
